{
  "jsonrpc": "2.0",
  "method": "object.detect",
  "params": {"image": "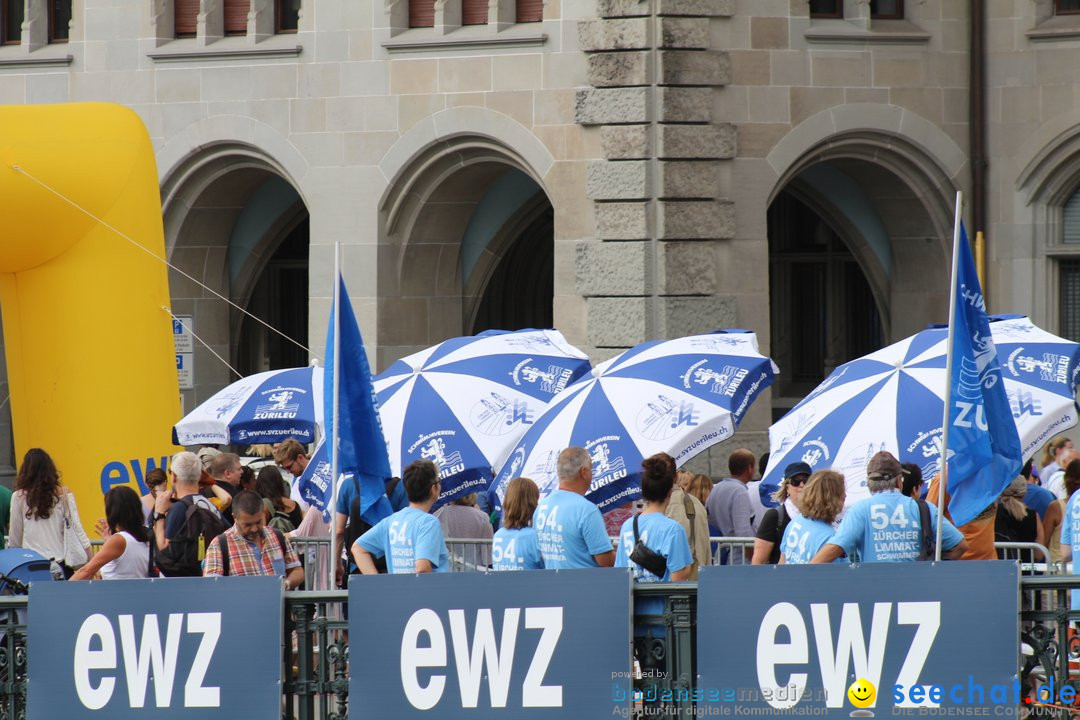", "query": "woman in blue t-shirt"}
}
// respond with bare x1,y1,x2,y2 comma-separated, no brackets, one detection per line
781,470,846,565
492,477,544,571
615,454,692,582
